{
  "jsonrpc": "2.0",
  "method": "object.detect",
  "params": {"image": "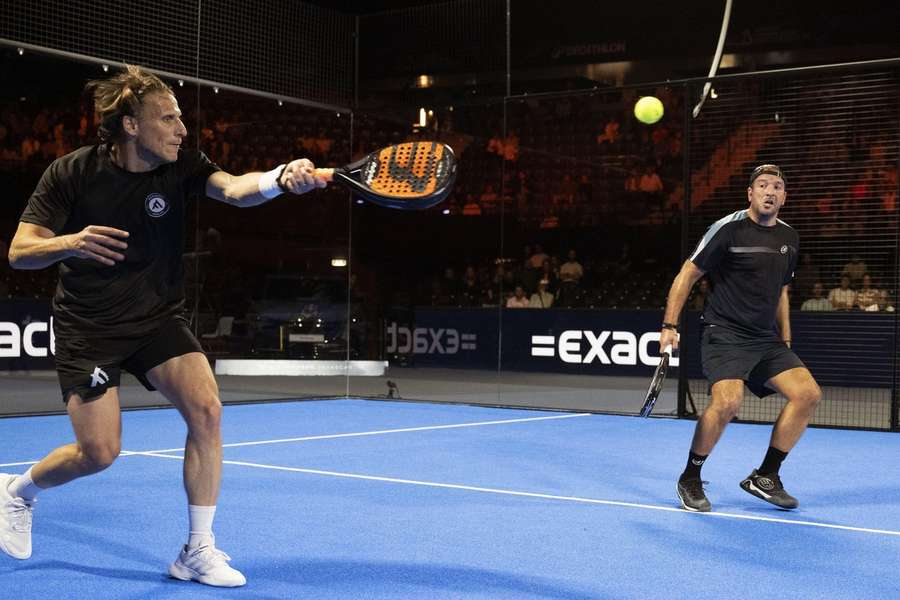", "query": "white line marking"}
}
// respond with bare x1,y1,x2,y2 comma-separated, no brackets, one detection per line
531,335,555,345
1,414,590,467
130,413,592,454
0,450,144,468
130,452,900,539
